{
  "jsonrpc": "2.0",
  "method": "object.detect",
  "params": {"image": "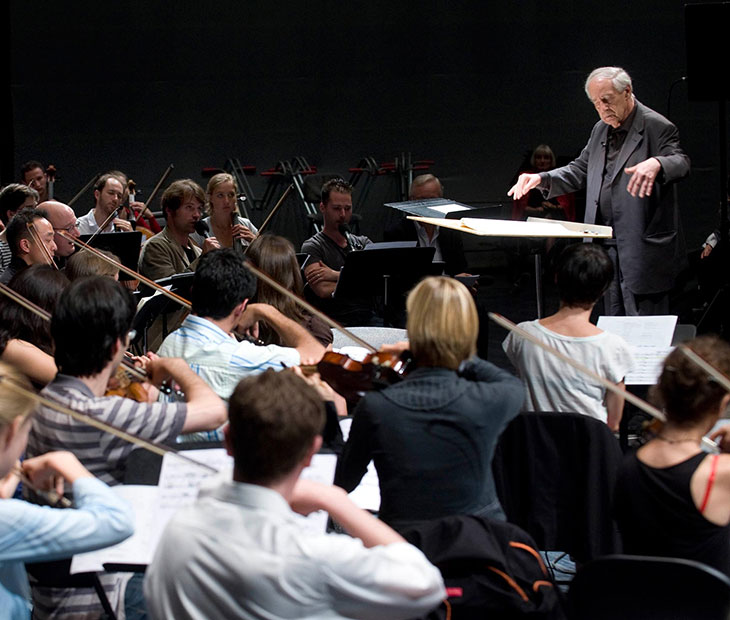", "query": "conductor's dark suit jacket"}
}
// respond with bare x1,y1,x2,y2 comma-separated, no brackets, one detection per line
541,100,690,295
